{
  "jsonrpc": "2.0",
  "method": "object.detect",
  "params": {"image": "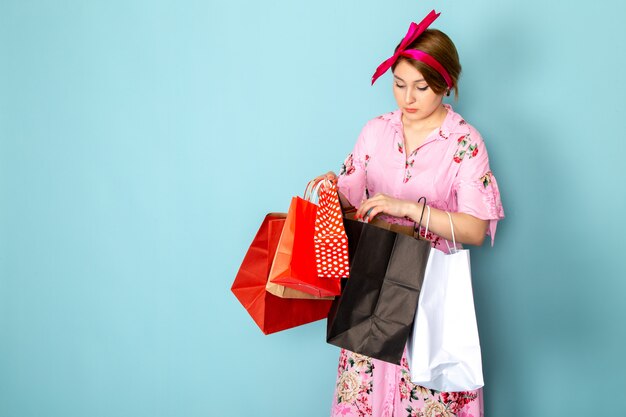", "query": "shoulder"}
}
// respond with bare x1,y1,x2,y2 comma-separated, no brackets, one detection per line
360,110,402,133
442,105,485,144
354,110,402,148
442,106,493,166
